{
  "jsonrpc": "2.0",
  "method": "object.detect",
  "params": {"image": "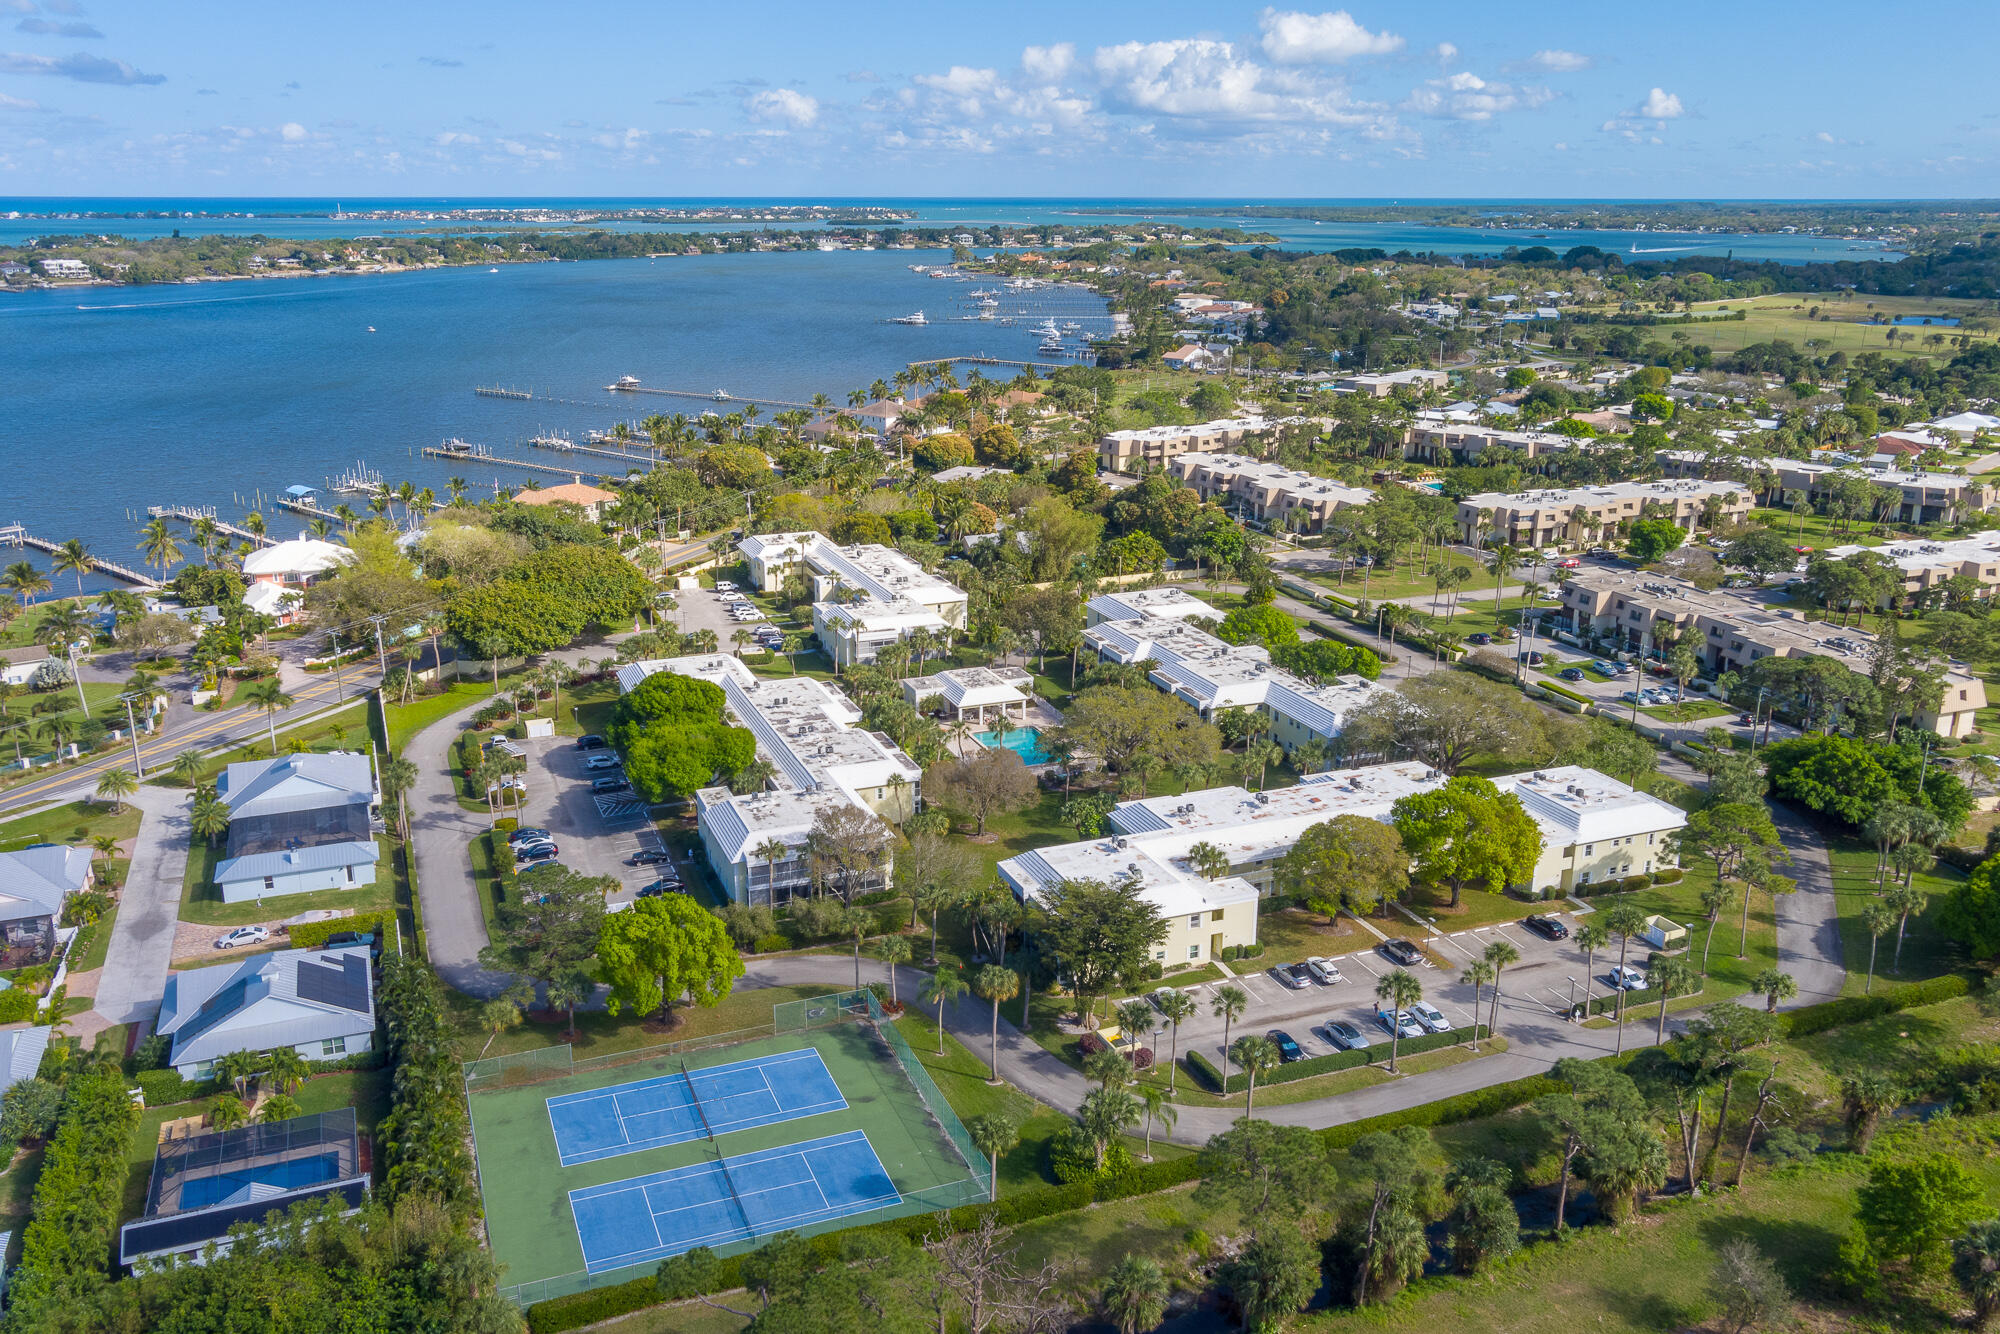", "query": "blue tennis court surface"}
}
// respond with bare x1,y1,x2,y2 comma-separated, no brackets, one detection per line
568,1129,901,1274
178,1151,344,1210
546,1049,847,1167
